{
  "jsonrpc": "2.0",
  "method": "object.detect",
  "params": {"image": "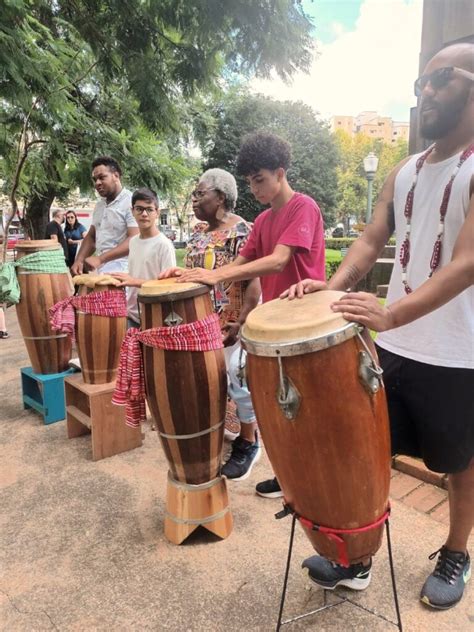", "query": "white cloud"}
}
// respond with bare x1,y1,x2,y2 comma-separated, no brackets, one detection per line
252,0,423,122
